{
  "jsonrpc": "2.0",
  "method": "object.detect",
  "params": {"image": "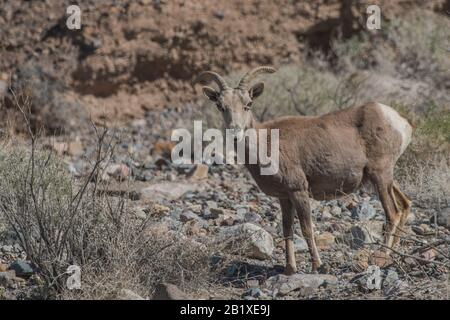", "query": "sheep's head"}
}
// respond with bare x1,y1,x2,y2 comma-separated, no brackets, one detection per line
195,66,276,141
